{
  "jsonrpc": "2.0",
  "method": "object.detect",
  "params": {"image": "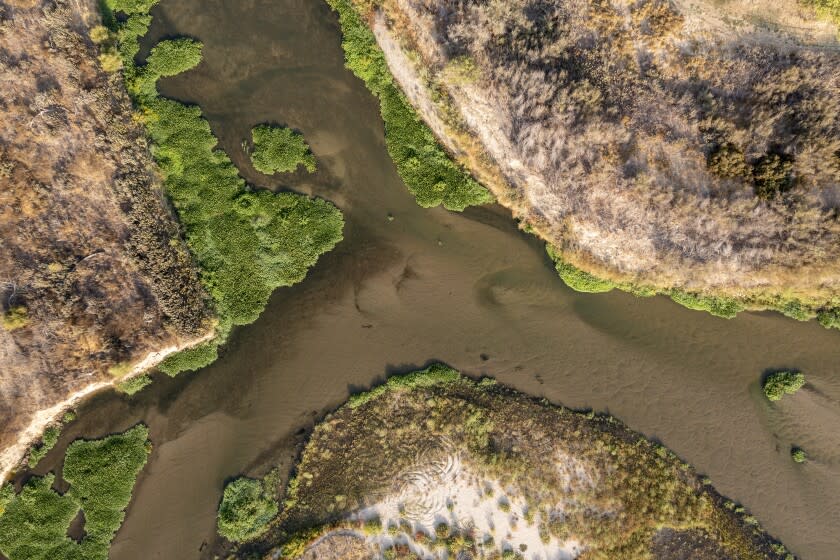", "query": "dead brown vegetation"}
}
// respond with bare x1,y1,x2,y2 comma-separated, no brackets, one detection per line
354,0,840,312
0,0,211,479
